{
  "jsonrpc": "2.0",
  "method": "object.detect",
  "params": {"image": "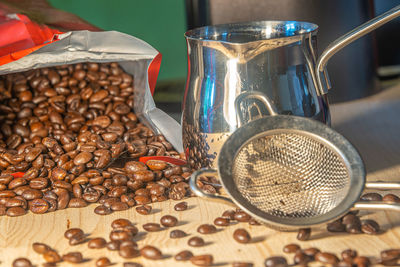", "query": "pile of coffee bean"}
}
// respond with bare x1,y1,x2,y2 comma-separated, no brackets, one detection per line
0,62,202,217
